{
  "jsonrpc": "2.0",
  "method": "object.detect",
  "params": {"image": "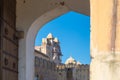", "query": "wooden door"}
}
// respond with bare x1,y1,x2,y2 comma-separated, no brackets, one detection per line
0,0,18,80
